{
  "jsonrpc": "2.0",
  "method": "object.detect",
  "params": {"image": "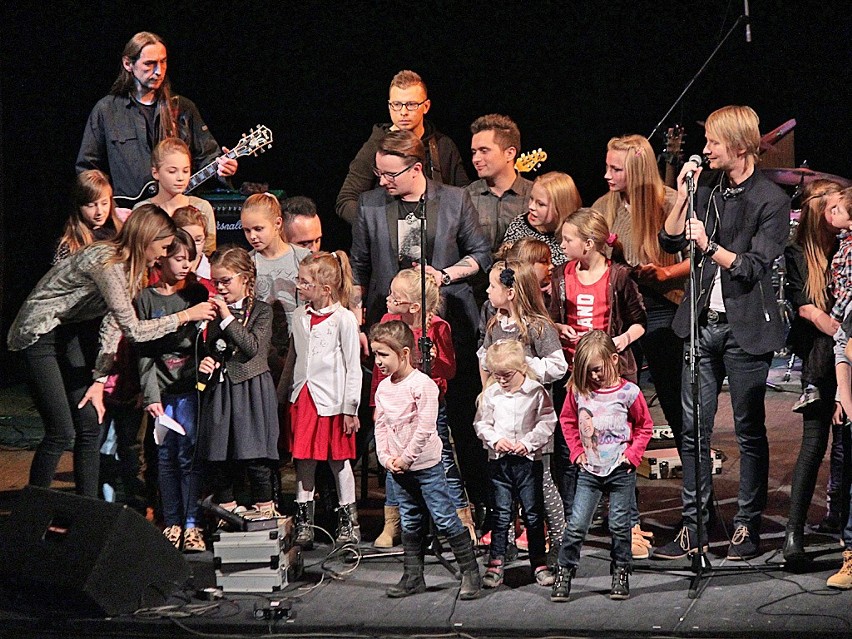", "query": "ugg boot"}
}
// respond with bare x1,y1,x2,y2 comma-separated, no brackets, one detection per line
447,529,482,600
336,502,361,545
294,501,315,550
826,550,852,589
374,506,401,548
386,532,427,597
456,504,477,543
